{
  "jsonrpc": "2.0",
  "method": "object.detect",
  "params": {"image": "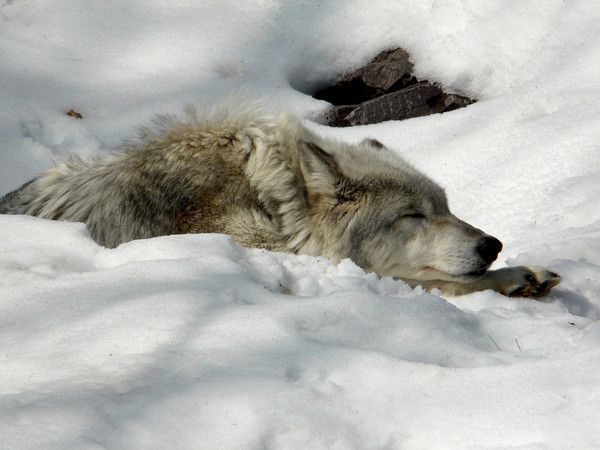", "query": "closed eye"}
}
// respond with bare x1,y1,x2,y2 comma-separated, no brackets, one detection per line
403,212,426,219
